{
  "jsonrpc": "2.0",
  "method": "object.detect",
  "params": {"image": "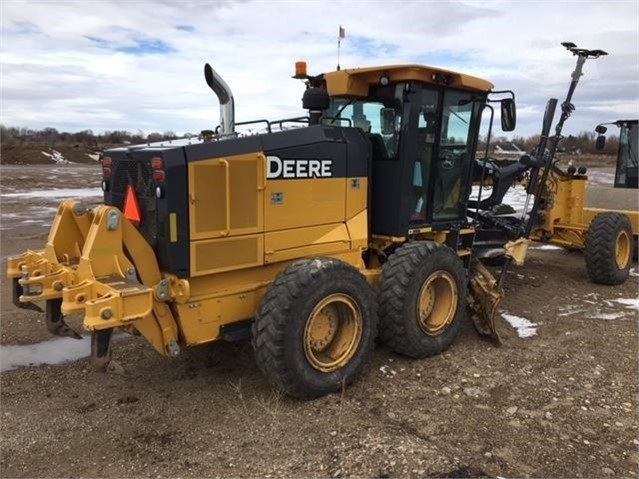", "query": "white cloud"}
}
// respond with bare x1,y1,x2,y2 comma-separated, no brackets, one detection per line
0,0,637,137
